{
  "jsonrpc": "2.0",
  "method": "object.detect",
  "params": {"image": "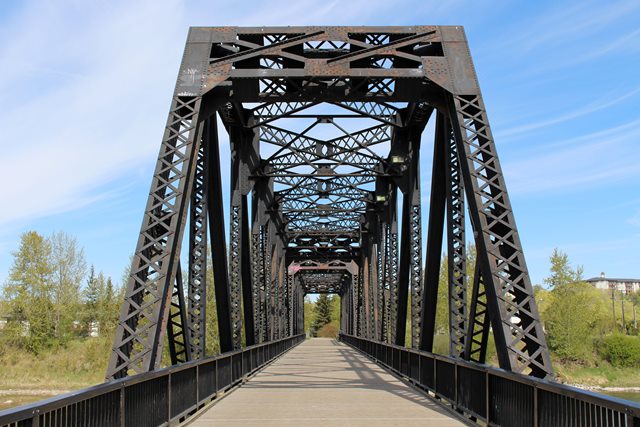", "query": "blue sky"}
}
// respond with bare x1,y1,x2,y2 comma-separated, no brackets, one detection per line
0,0,639,289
